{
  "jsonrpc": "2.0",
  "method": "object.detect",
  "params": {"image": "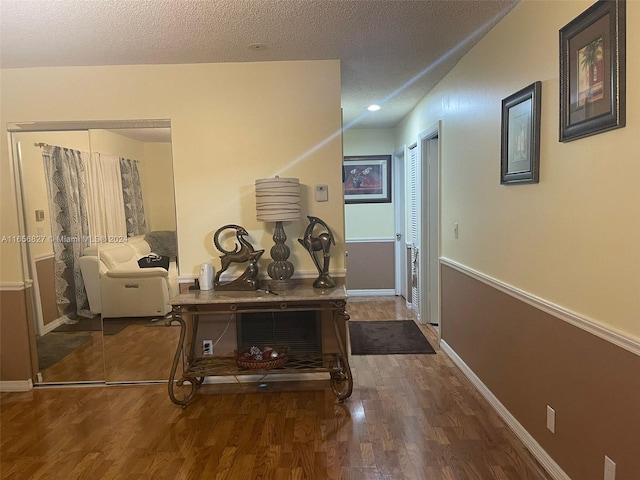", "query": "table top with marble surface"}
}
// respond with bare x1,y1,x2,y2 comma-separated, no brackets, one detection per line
170,284,347,306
